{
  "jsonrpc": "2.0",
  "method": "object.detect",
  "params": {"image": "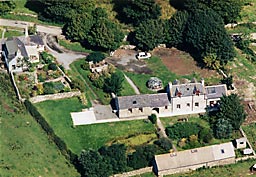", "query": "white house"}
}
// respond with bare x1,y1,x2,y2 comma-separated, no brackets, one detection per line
2,35,44,72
